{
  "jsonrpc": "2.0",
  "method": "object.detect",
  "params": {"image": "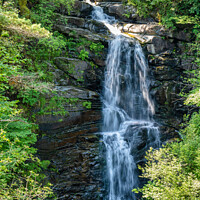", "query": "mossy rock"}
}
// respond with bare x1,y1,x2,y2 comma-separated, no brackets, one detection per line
19,0,30,18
